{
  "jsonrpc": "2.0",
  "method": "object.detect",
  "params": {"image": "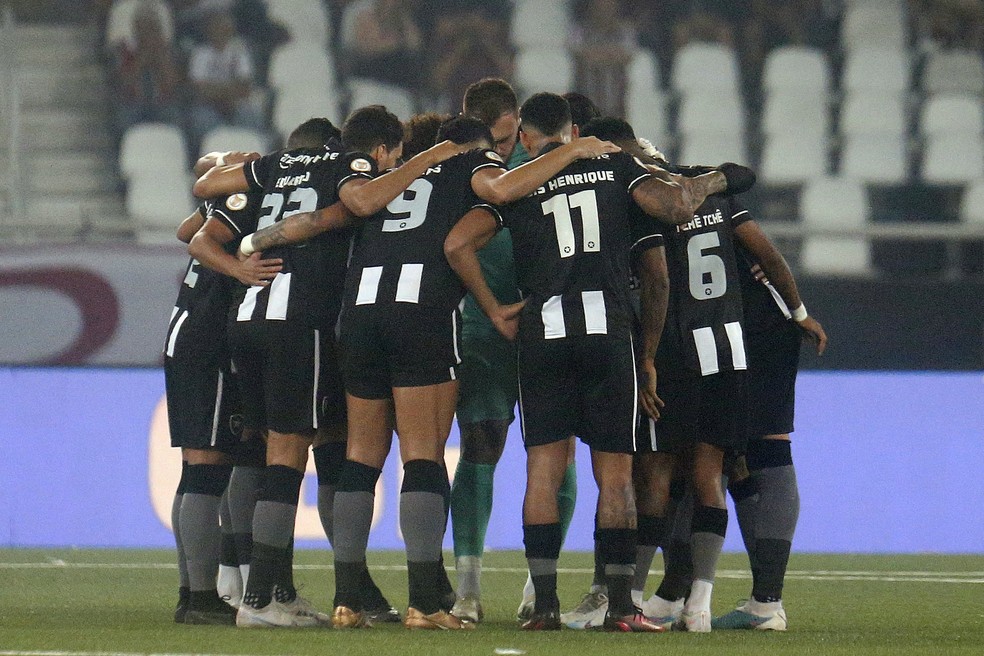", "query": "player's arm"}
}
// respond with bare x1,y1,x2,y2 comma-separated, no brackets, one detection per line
470,136,621,205
636,244,669,420
734,220,827,354
238,201,355,256
176,207,206,244
339,139,481,217
189,218,282,287
444,207,525,340
193,150,260,177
